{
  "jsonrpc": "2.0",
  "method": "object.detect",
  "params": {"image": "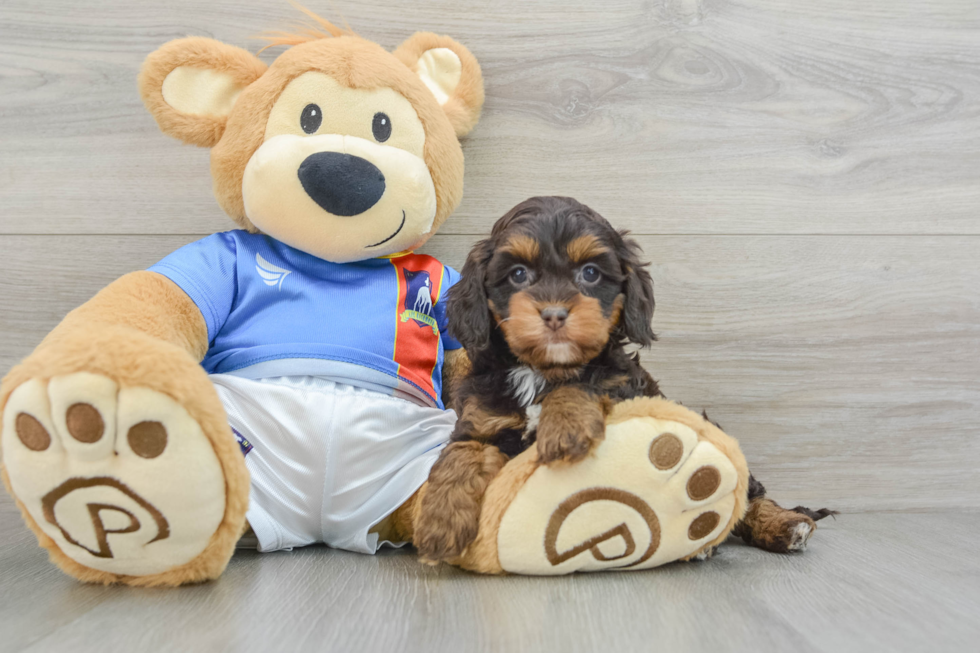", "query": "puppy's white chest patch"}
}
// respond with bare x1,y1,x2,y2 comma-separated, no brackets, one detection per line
523,403,542,442
508,366,546,408
508,366,546,443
